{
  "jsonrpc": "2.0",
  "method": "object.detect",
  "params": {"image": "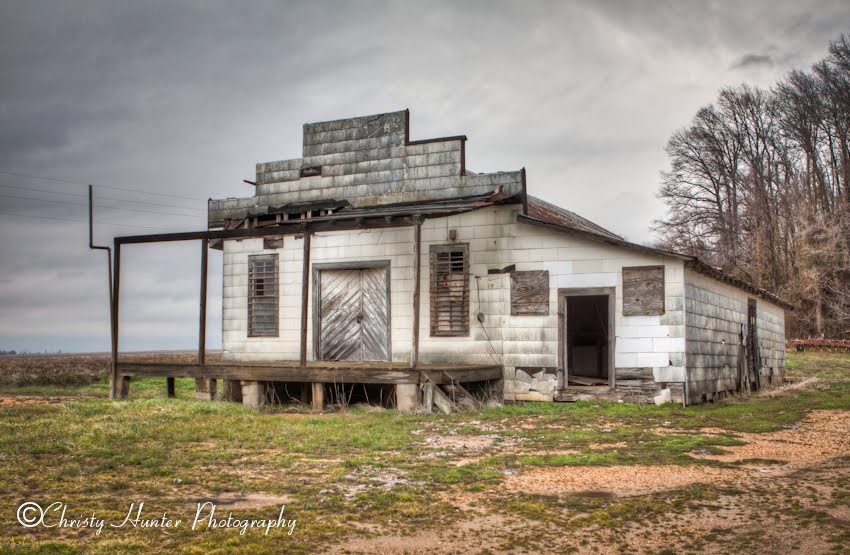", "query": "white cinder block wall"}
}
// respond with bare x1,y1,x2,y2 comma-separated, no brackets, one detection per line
223,236,299,360
684,270,786,404
222,204,689,404
494,210,687,403
222,204,794,406
222,228,417,361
